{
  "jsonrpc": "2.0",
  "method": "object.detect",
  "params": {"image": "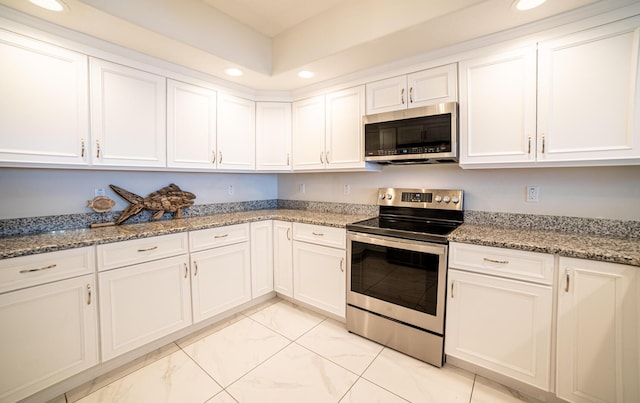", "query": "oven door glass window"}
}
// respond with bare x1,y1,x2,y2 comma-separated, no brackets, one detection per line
350,241,440,315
